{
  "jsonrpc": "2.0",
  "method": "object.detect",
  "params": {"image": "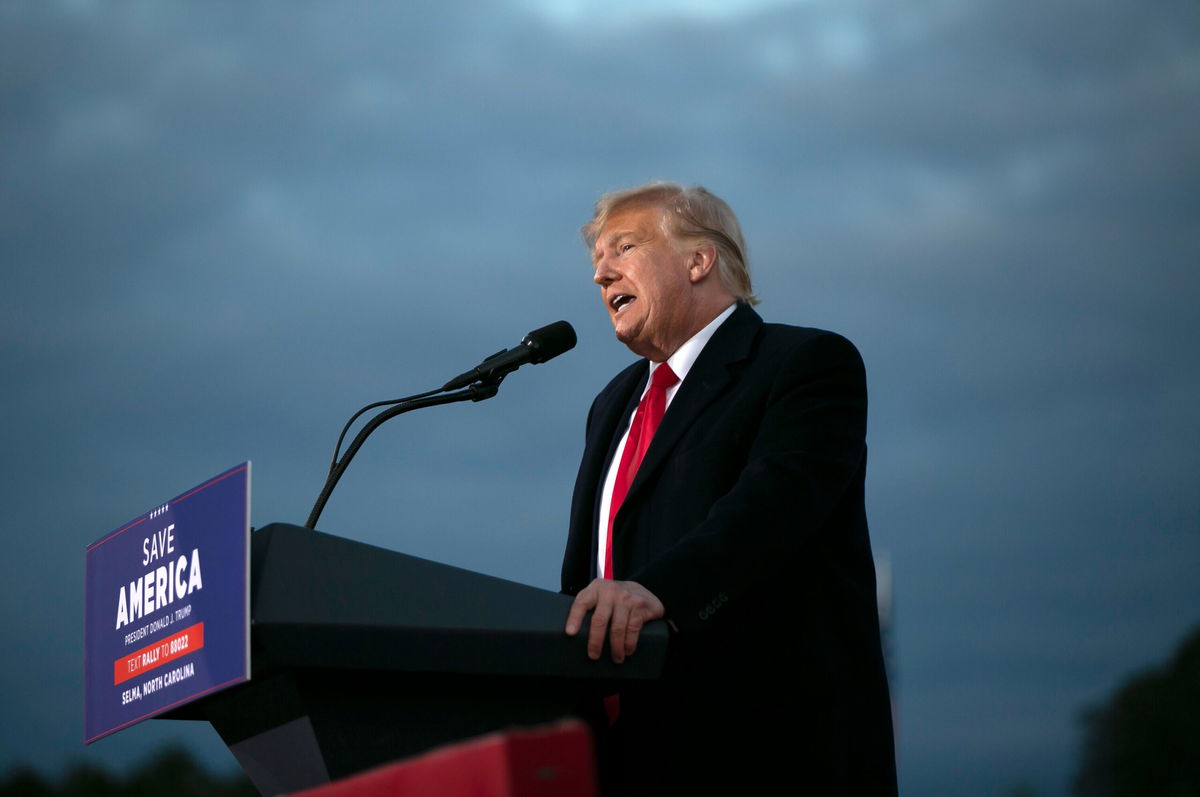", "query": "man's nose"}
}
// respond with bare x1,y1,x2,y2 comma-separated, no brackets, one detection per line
593,256,616,285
